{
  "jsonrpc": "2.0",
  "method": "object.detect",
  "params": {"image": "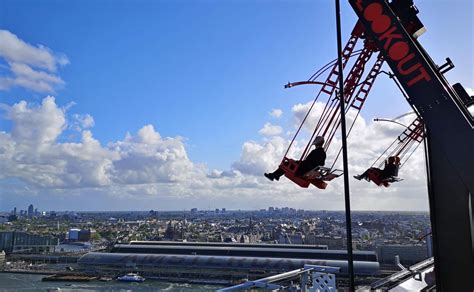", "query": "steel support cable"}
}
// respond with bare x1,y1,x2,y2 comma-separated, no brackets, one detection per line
363,116,424,170
395,125,423,159
299,37,361,158
371,138,399,169
323,49,374,151
285,32,360,162
283,90,324,160
398,140,416,163
330,95,386,171
400,141,422,169
288,51,364,89
299,61,353,160
299,87,339,160
328,55,385,170
382,141,408,169
399,134,421,159
308,49,363,82
375,132,417,169
309,51,371,157
328,55,384,156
